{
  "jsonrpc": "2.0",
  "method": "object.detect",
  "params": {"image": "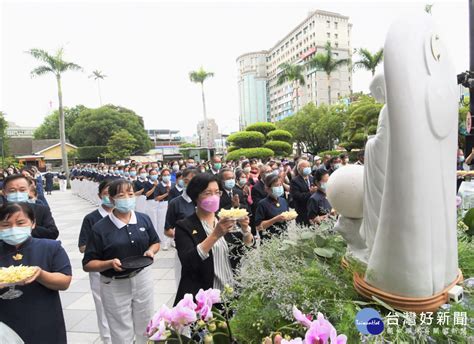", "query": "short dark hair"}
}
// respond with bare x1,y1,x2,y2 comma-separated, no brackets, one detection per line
0,202,35,223
186,173,218,204
175,171,183,179
98,178,113,195
3,174,31,189
264,173,280,188
314,169,329,183
108,179,134,198
182,168,198,179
